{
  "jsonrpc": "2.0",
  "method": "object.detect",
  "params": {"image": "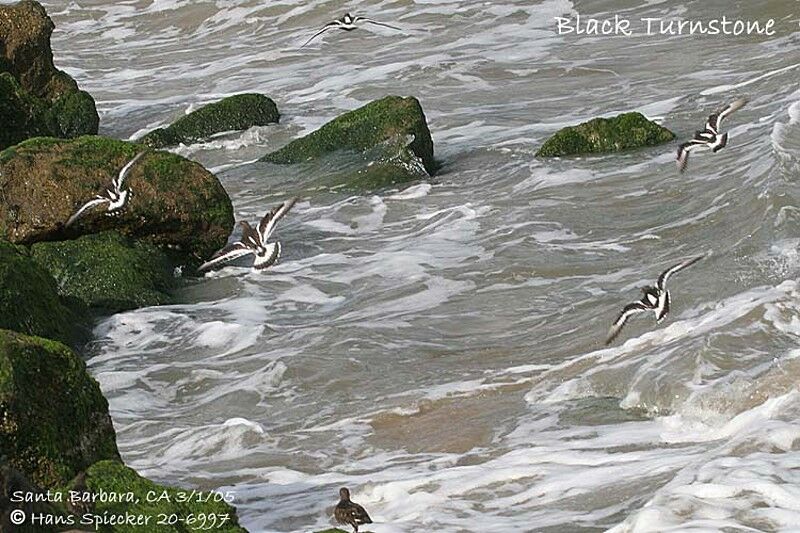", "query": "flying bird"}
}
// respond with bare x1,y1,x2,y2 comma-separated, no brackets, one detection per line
66,151,146,227
334,487,373,533
676,98,748,173
198,197,297,272
606,255,704,345
303,13,402,47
